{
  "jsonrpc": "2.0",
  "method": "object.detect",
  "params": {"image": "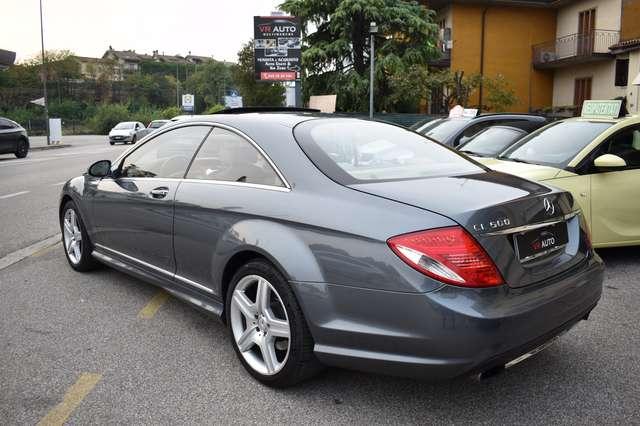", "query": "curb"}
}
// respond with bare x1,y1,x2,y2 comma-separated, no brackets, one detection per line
30,144,72,151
